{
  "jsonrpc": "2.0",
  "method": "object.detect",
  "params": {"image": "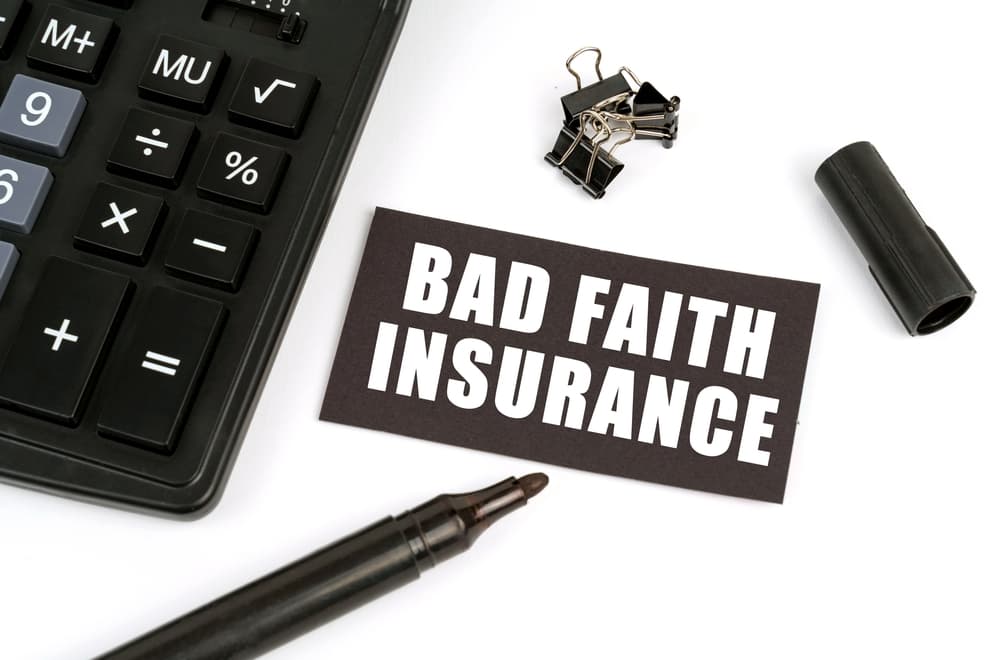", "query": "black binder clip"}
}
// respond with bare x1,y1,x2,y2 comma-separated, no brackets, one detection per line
545,111,628,199
545,47,681,198
560,47,632,128
623,68,680,149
